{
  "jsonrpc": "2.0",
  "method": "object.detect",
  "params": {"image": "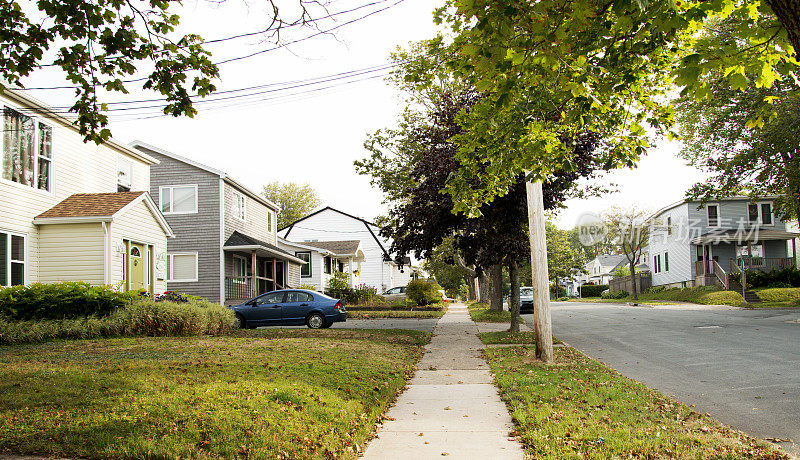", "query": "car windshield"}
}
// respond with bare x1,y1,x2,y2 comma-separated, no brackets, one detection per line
520,288,534,297
314,291,336,300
